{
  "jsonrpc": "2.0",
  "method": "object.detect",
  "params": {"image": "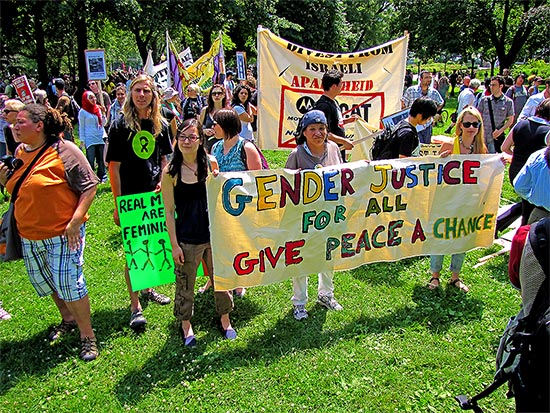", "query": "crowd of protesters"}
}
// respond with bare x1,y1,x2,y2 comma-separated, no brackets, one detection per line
1,65,548,367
